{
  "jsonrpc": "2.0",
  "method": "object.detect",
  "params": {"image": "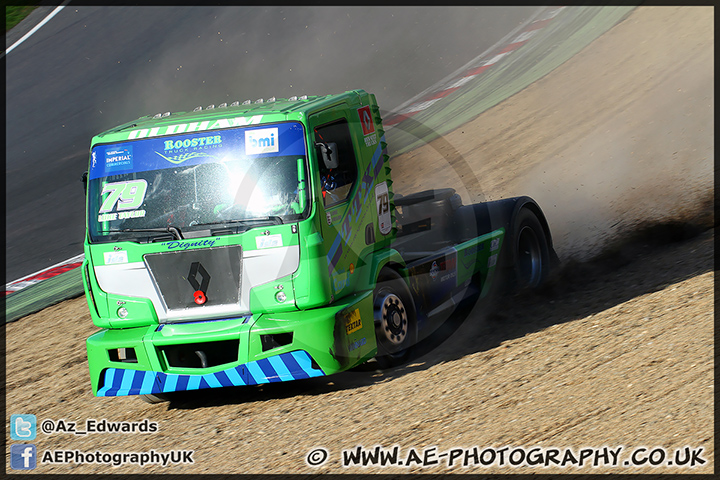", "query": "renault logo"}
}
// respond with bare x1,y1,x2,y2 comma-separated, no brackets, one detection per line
188,262,211,305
